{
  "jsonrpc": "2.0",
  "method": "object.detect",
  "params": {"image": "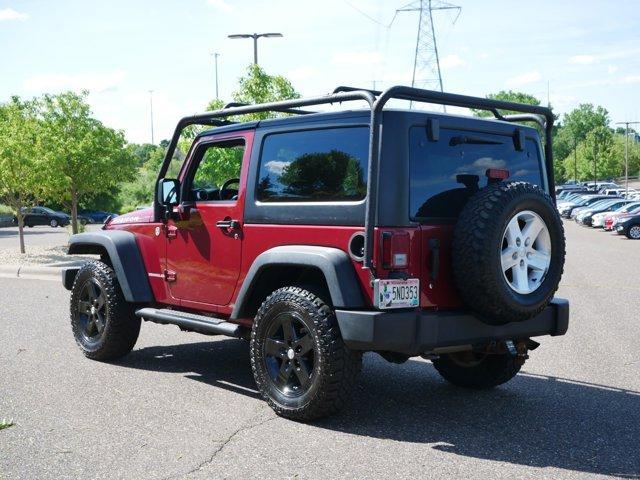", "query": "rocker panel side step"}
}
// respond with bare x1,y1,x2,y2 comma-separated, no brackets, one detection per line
135,308,241,337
